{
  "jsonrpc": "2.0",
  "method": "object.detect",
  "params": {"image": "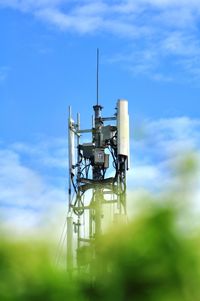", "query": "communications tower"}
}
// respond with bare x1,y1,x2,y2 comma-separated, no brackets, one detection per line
66,53,130,270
